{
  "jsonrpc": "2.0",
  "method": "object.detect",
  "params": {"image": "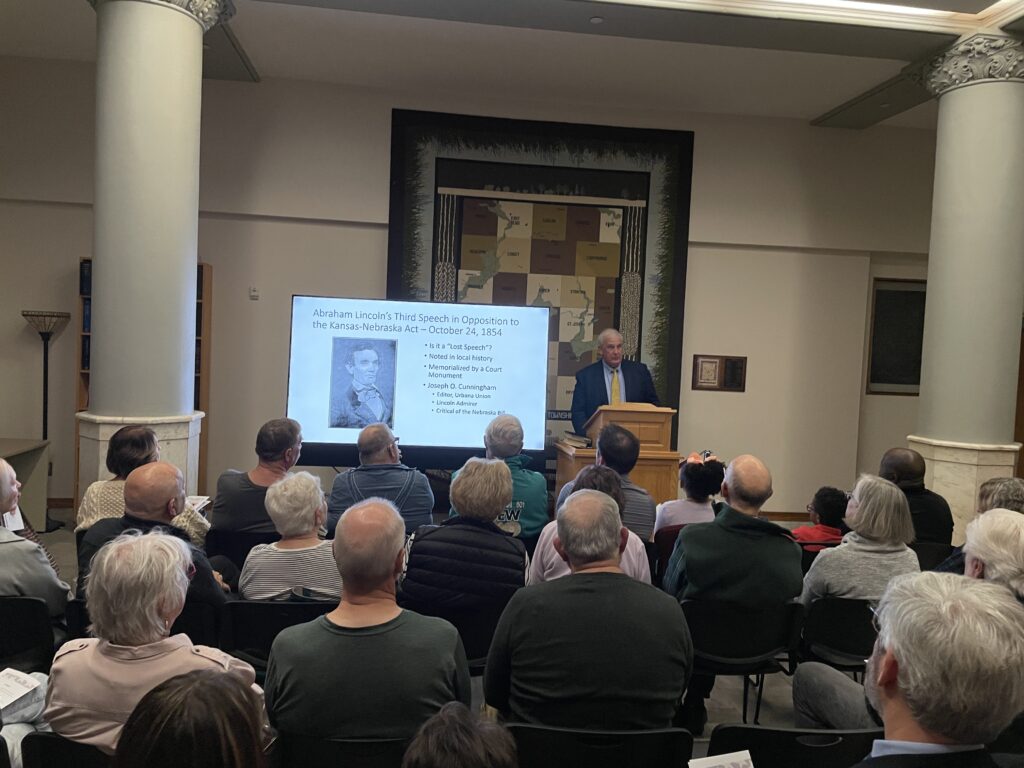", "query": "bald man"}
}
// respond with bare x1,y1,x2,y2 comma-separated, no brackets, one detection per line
76,462,228,607
662,454,802,734
879,447,953,545
265,499,470,739
327,423,434,537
